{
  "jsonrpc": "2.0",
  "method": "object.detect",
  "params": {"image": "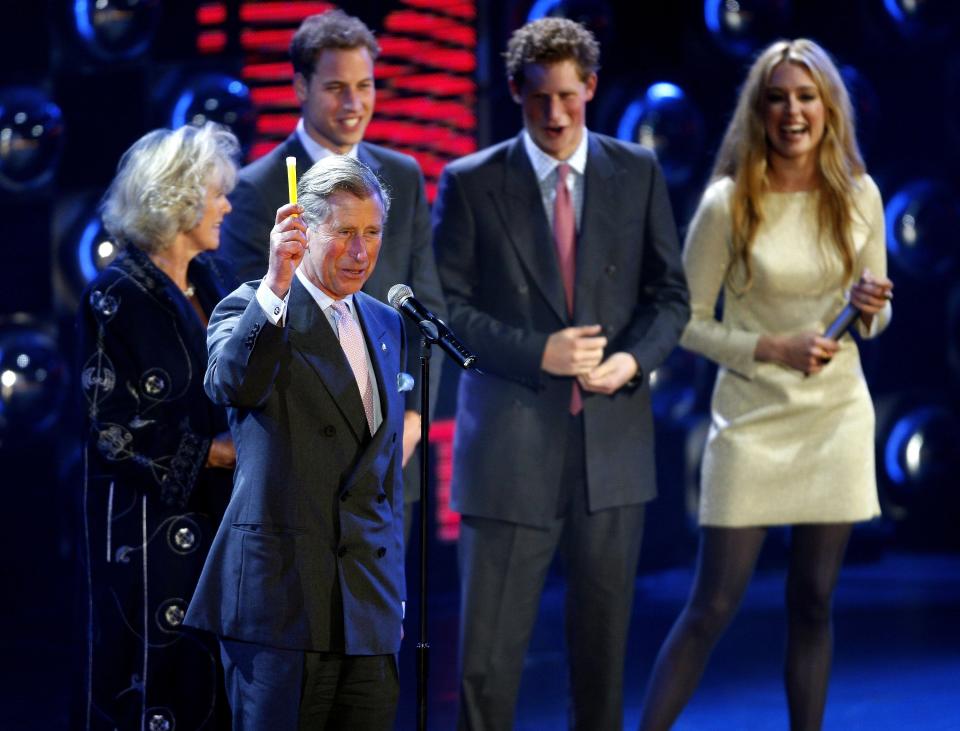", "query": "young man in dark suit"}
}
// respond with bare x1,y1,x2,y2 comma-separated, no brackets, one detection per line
186,155,406,730
219,10,445,533
433,18,690,730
